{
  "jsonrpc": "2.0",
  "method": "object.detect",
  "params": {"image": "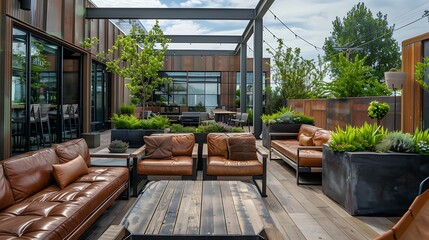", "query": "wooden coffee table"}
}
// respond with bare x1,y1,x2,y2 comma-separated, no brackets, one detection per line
90,146,146,199
120,180,280,239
